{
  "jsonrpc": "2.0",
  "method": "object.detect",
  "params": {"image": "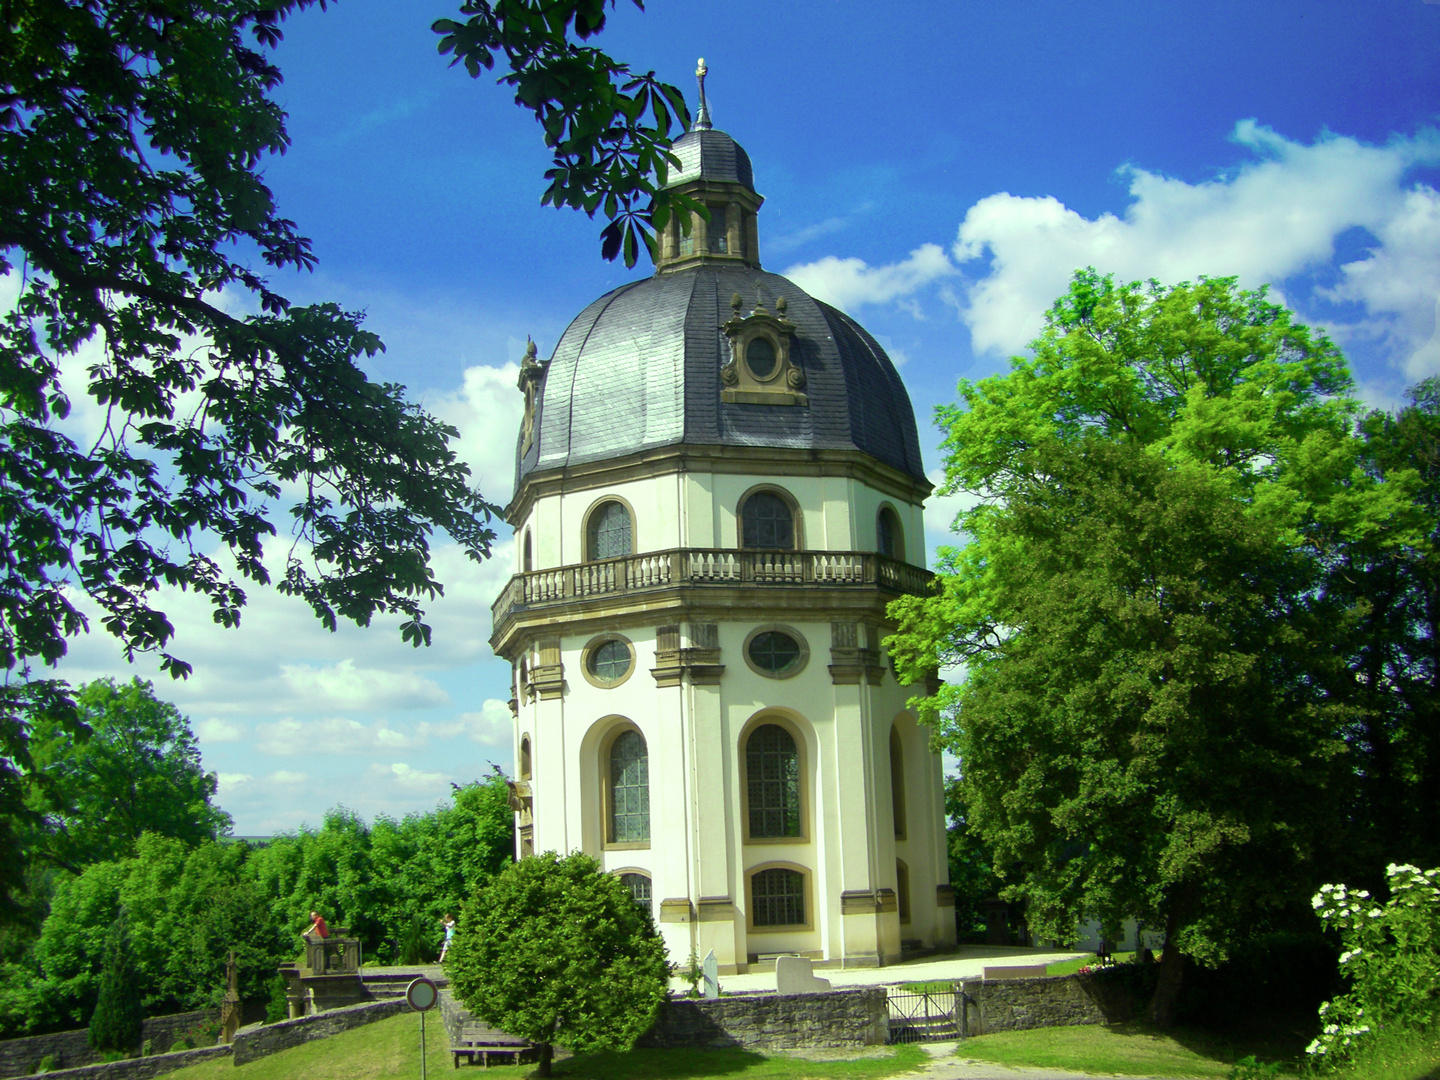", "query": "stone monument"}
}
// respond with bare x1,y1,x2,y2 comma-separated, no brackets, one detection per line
775,955,831,995
702,949,719,1000
220,950,241,1044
